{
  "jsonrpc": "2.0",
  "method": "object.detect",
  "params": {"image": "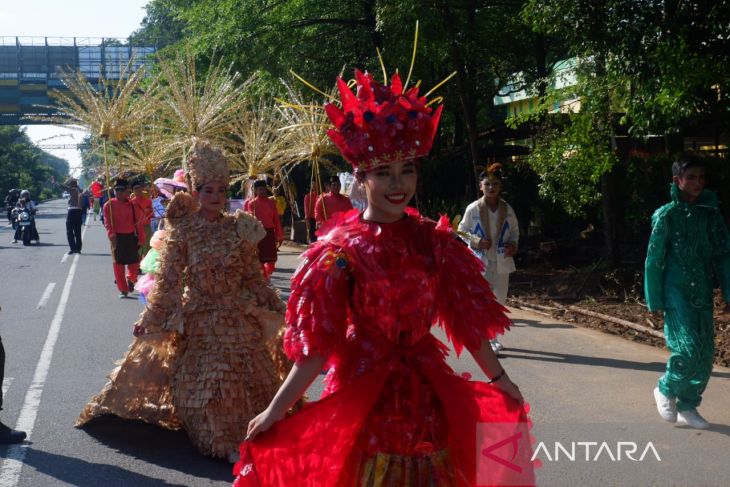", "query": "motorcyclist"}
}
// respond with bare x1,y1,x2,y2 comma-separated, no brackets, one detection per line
23,190,39,244
12,191,39,244
4,189,20,225
11,198,26,243
19,190,36,212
